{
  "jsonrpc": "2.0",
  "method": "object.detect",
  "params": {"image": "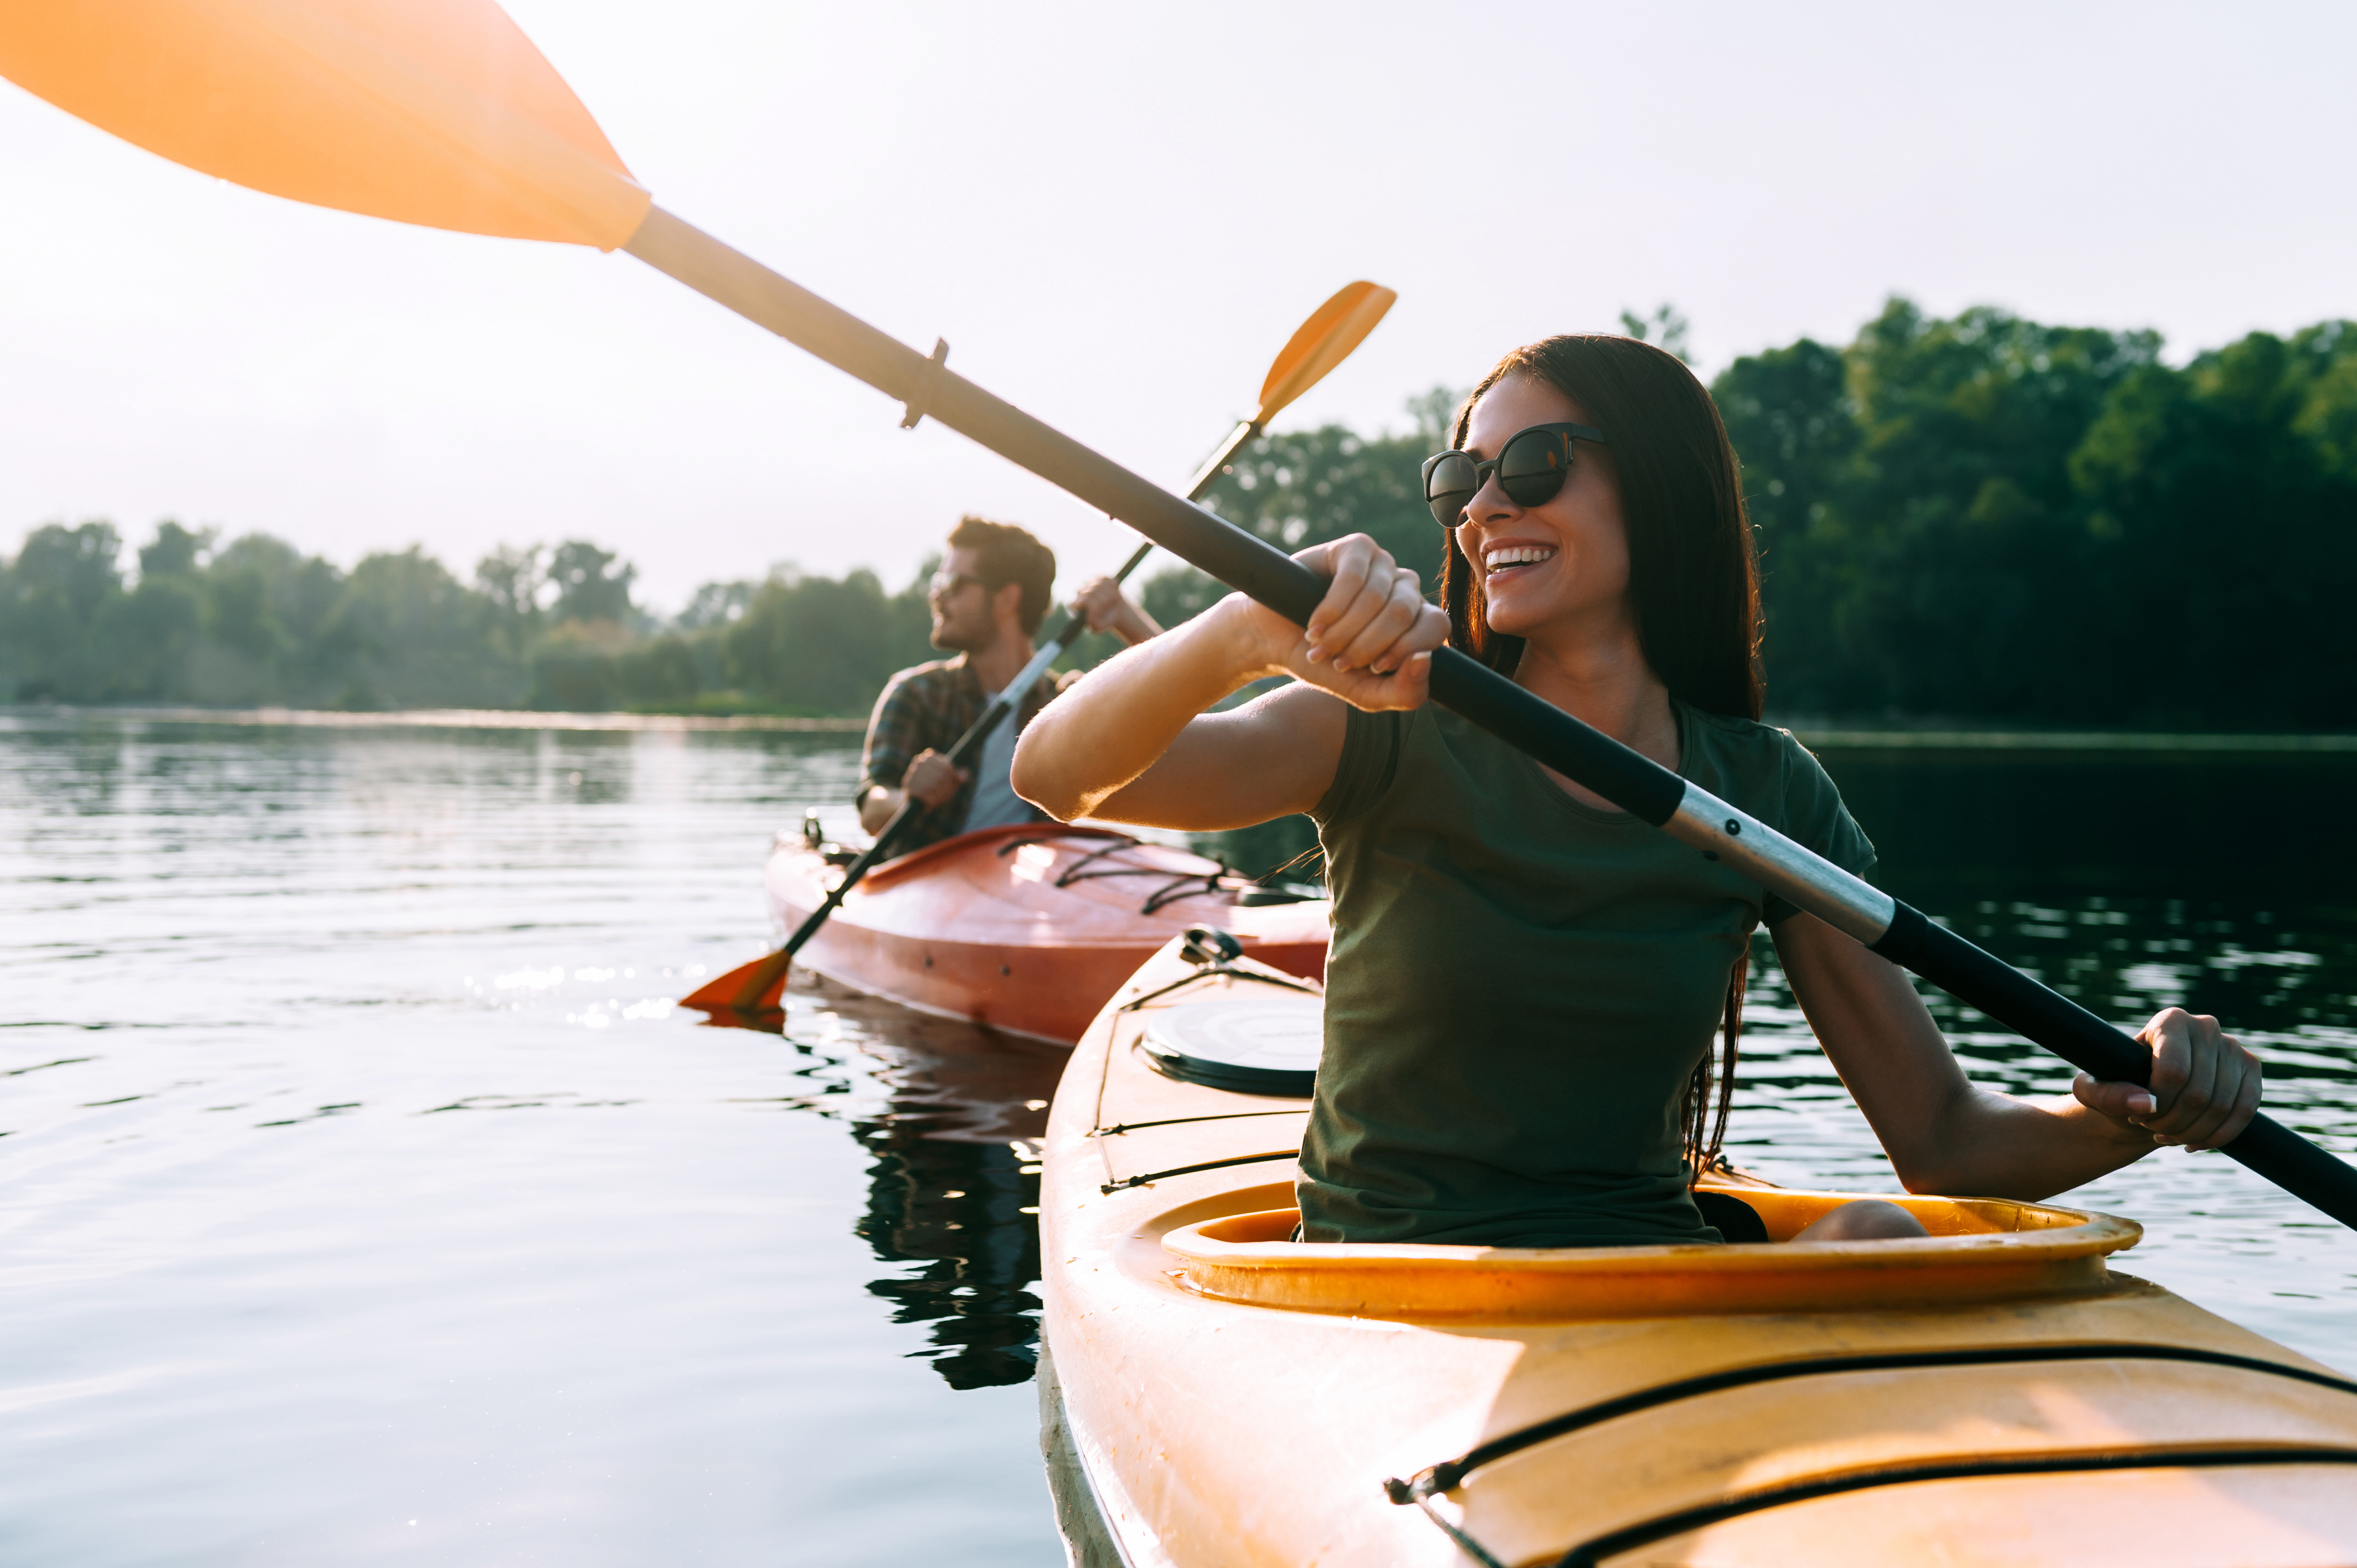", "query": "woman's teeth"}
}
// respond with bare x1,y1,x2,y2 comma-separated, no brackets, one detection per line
1484,545,1555,576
